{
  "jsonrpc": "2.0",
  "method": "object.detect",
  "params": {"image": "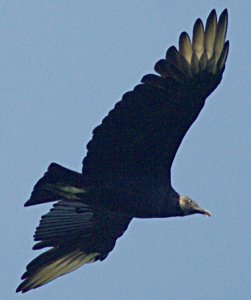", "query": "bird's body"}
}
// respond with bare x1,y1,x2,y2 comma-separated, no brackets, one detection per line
17,9,229,293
